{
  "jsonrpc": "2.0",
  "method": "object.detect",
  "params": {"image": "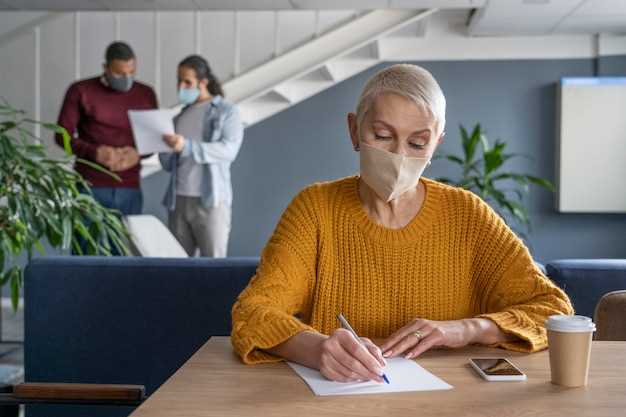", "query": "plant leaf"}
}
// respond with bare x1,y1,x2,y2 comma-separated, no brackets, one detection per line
465,123,482,164
508,200,530,225
74,220,97,252
0,267,13,286
23,119,72,155
0,101,129,280
33,240,46,256
0,121,17,133
479,132,490,153
75,158,122,182
445,155,464,165
10,268,21,311
483,142,507,176
493,172,532,194
525,175,555,192
62,216,72,251
57,126,72,156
